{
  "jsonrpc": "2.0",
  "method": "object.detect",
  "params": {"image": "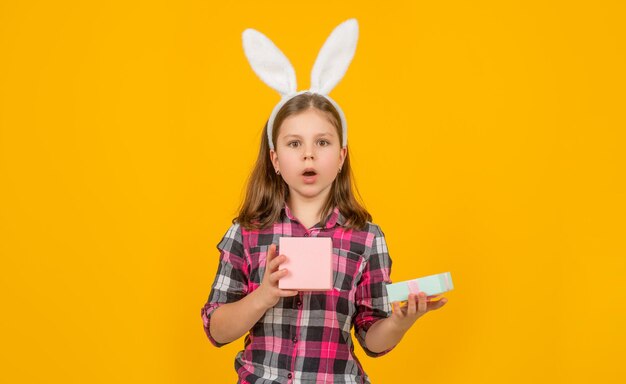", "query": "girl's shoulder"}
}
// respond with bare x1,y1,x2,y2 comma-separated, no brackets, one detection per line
216,221,245,251
221,220,243,237
218,219,270,248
